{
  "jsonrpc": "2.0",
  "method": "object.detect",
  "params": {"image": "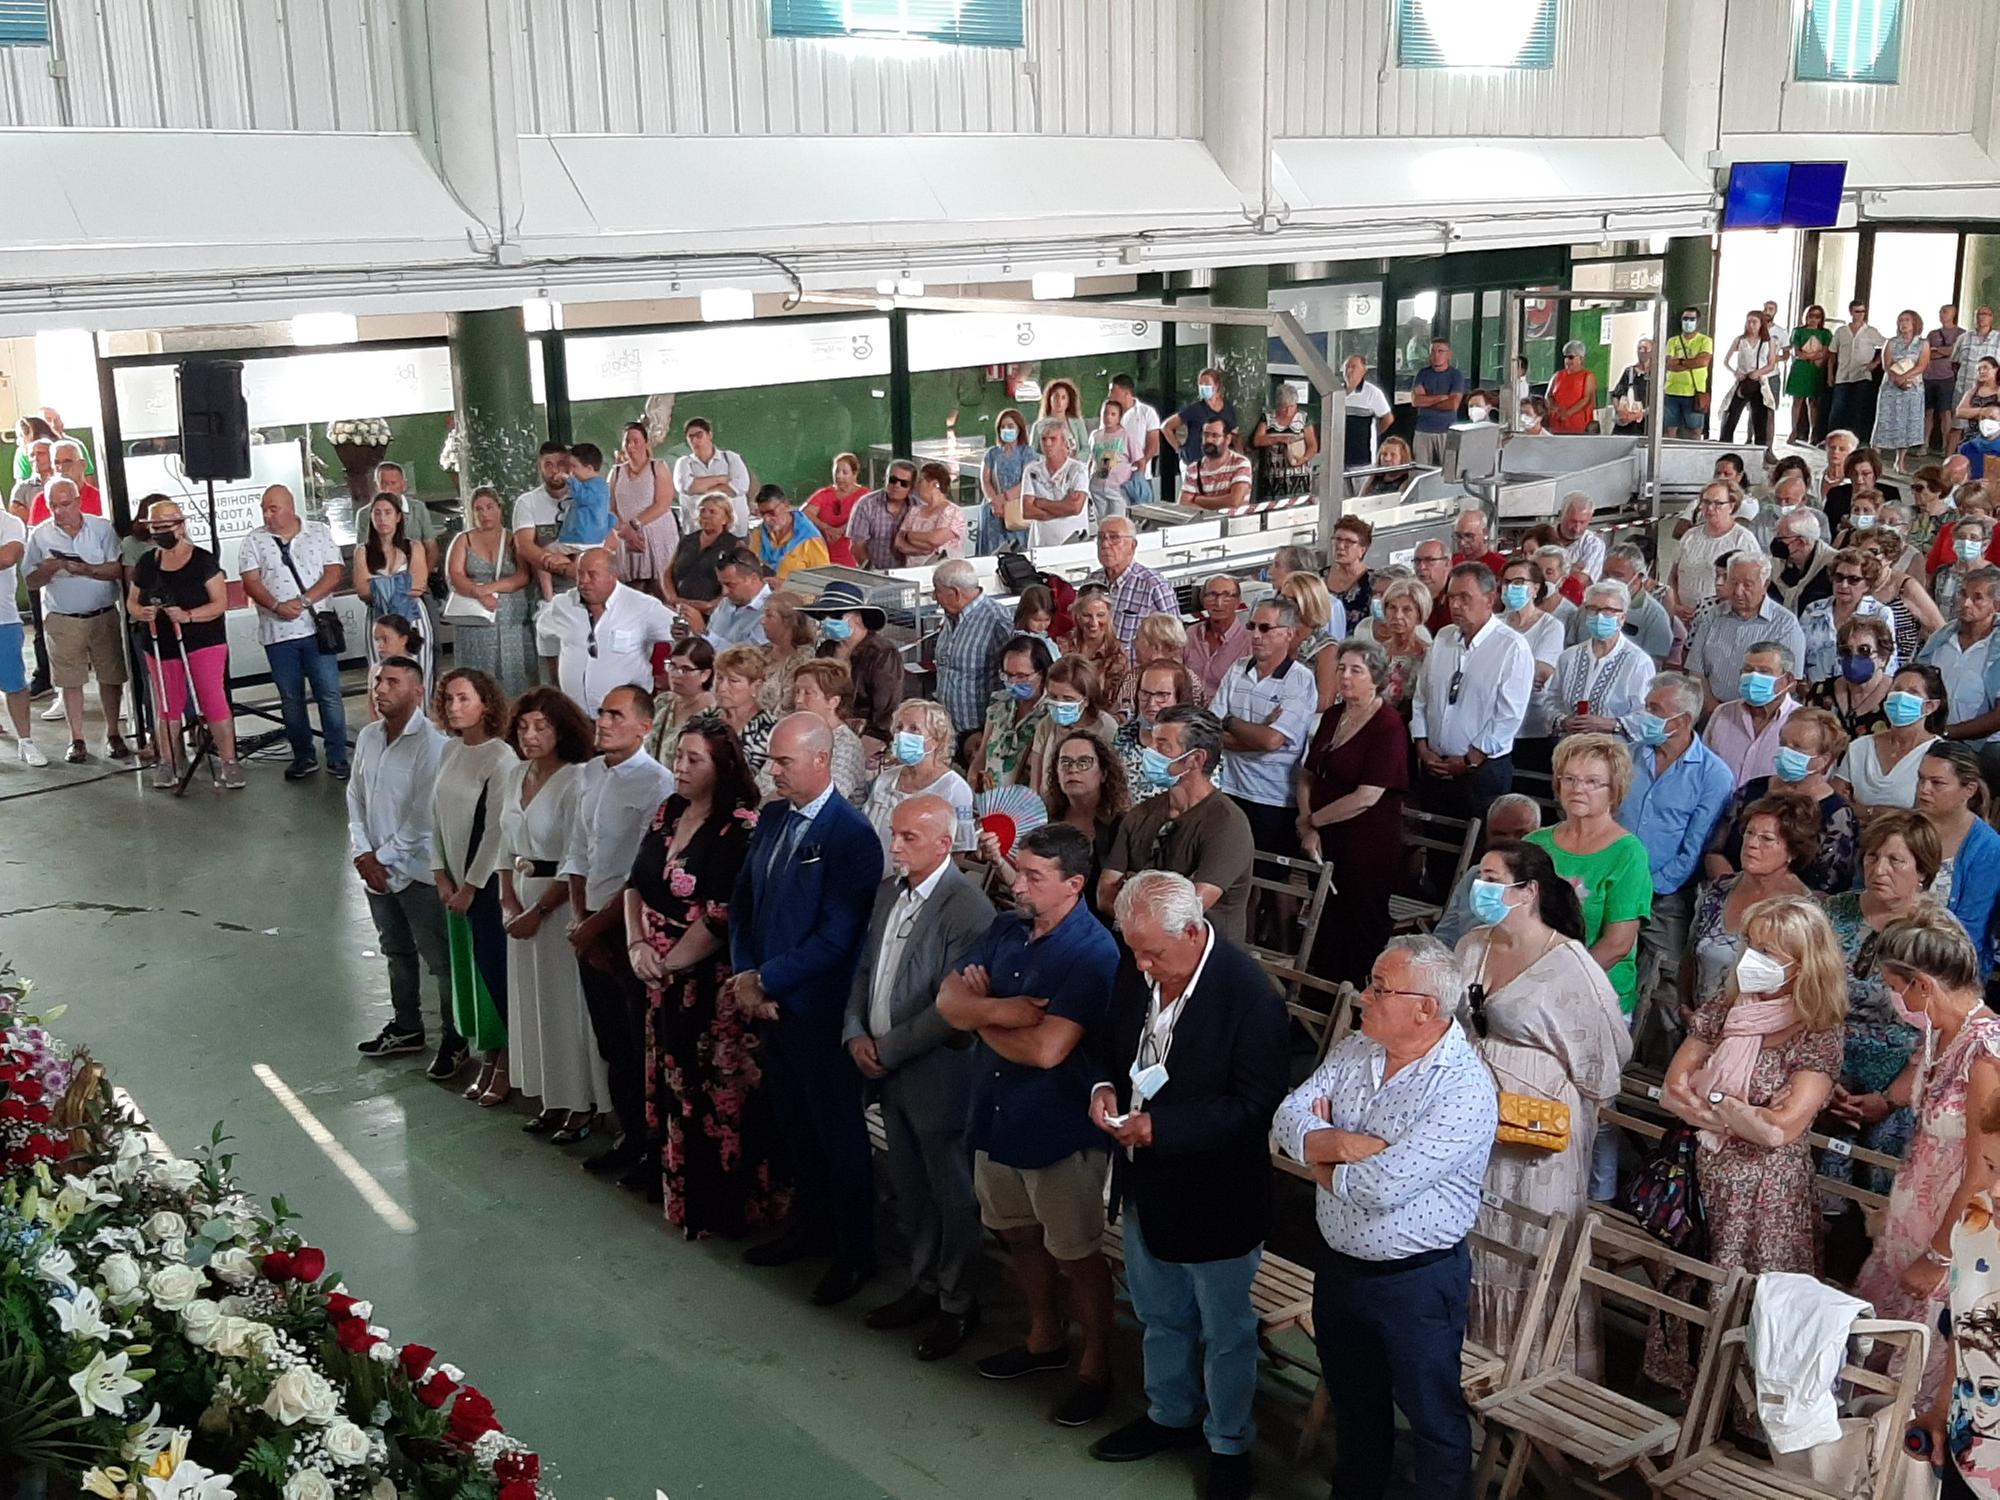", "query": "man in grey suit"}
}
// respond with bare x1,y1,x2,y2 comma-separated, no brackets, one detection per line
843,794,996,1361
